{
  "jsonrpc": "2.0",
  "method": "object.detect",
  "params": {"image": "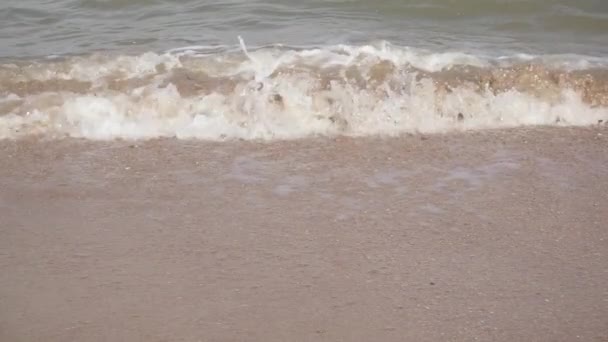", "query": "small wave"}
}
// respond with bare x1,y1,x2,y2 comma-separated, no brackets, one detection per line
1,41,607,140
